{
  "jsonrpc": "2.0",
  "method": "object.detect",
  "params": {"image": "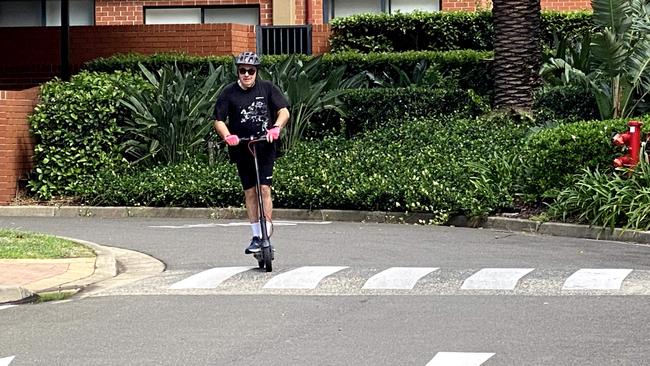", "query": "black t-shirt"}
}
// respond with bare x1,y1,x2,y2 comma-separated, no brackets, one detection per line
213,79,289,161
